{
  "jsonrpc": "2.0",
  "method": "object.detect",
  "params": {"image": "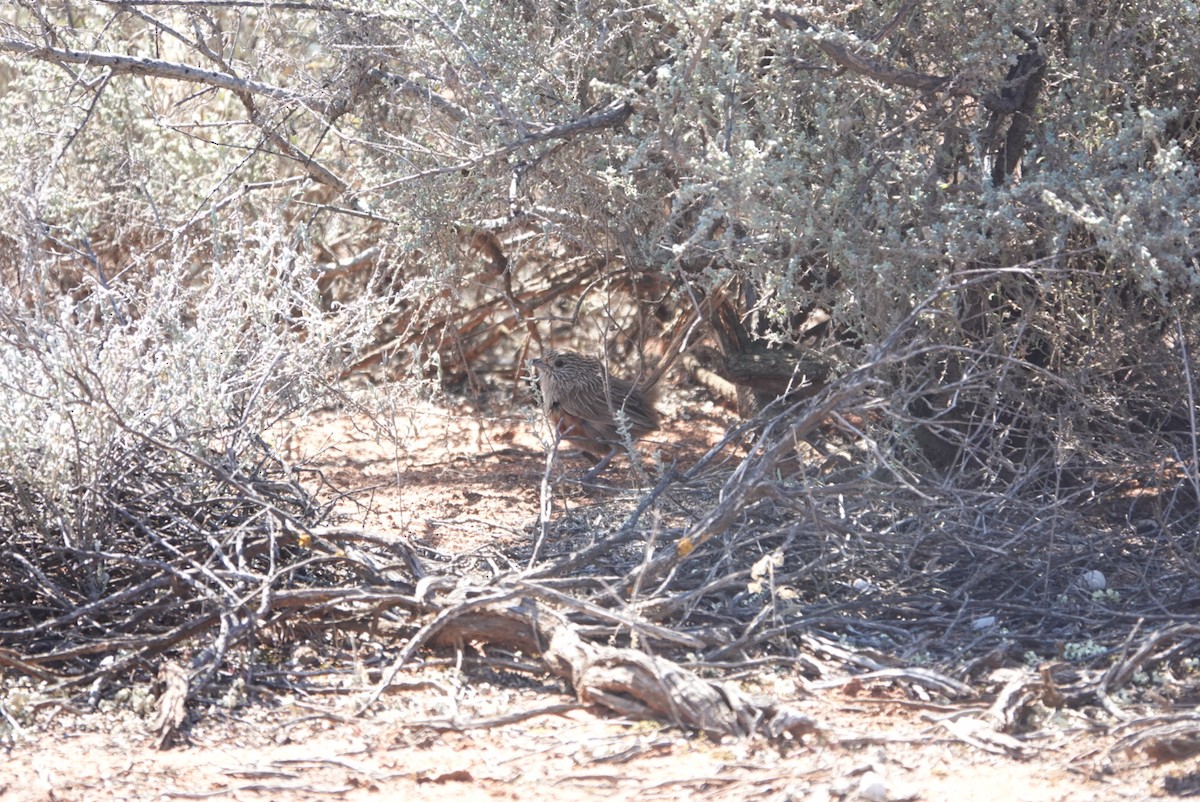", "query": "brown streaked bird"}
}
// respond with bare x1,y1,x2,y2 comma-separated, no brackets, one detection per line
531,350,660,479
